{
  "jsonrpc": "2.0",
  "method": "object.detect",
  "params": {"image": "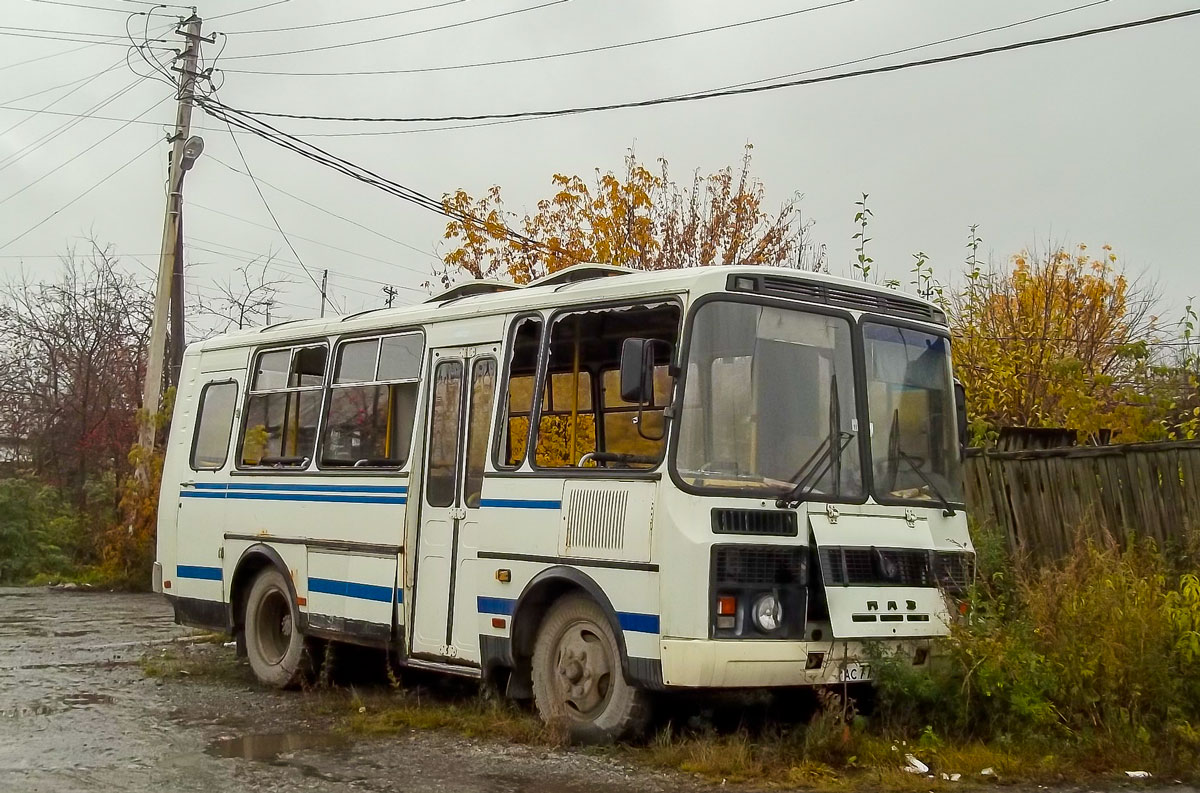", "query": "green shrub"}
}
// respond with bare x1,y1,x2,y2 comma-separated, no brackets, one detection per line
870,537,1200,770
0,477,87,584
